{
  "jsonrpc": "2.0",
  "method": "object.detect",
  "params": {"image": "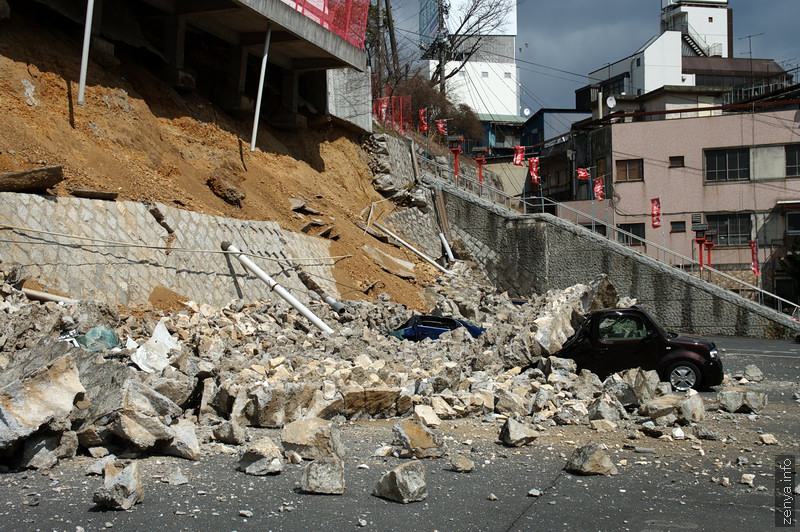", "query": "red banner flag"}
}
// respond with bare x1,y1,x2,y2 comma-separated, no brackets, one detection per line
528,157,540,184
593,177,604,201
650,198,662,228
419,109,428,132
577,168,590,180
436,119,447,135
750,241,760,276
513,146,525,166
